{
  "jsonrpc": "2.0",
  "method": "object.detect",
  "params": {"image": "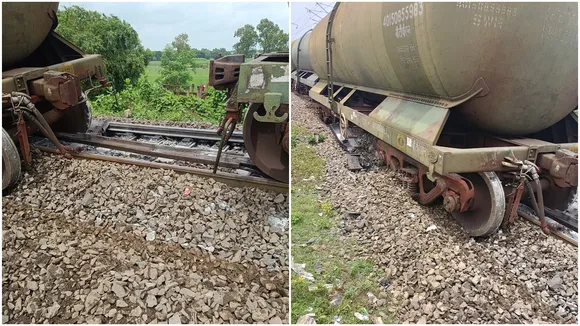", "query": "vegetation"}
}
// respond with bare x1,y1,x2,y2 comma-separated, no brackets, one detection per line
61,5,285,124
144,59,209,87
291,123,394,324
233,24,259,58
233,18,288,57
257,18,289,53
91,77,226,123
57,5,147,91
146,48,231,62
158,33,197,86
